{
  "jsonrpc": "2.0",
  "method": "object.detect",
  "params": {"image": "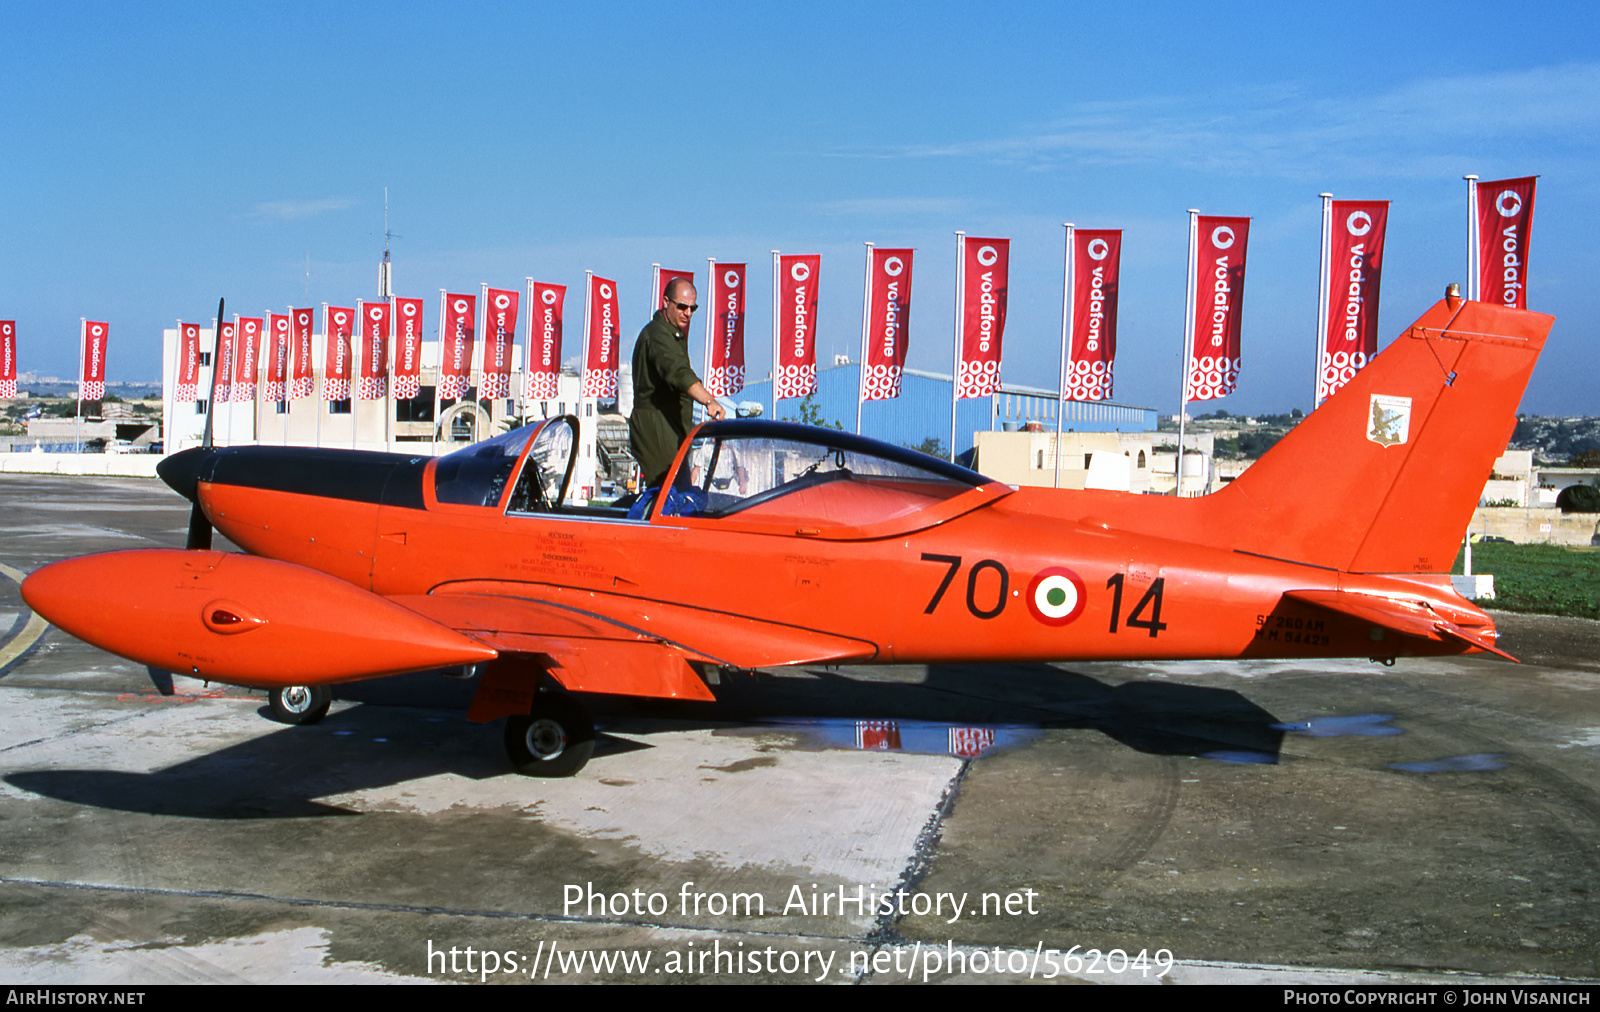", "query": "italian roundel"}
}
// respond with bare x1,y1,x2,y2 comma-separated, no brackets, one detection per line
1026,566,1087,626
